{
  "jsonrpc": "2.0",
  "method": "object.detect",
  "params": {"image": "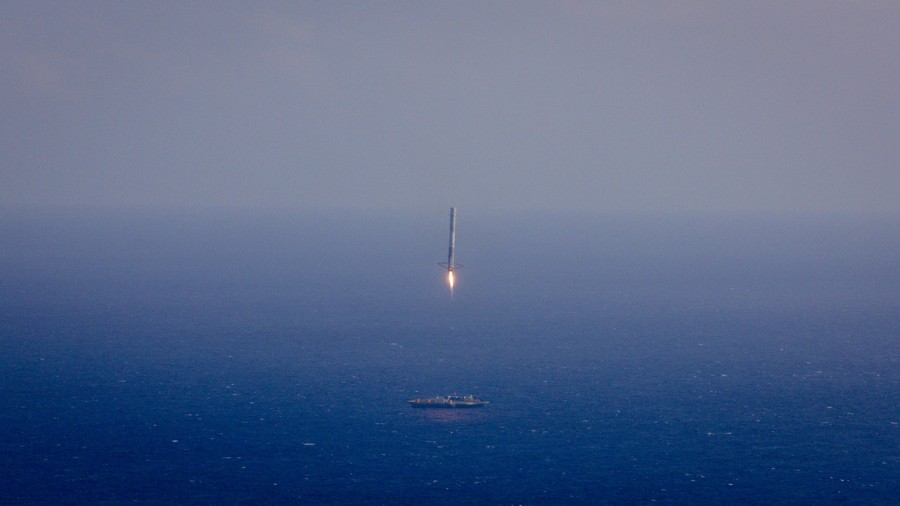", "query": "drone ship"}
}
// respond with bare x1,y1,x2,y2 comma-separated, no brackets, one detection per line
408,395,489,408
